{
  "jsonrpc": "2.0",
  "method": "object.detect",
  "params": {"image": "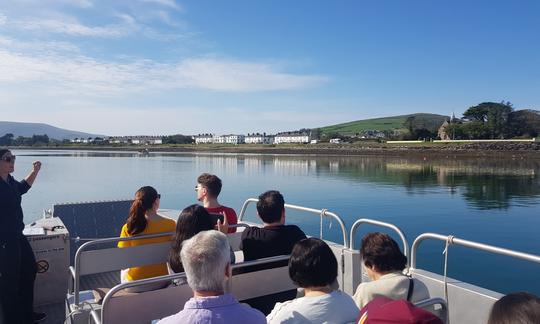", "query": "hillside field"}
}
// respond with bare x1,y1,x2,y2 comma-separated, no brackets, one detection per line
319,113,449,135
